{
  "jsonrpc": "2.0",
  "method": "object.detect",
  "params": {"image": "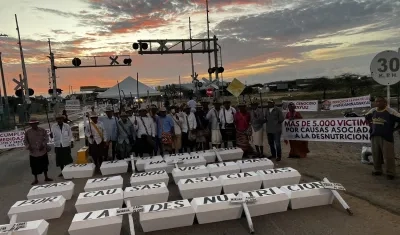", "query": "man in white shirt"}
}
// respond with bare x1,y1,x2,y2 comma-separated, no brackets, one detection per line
134,105,156,157
206,100,223,148
219,100,237,148
187,95,197,113
99,106,118,160
85,111,108,170
50,114,73,177
169,105,184,153
181,104,197,152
